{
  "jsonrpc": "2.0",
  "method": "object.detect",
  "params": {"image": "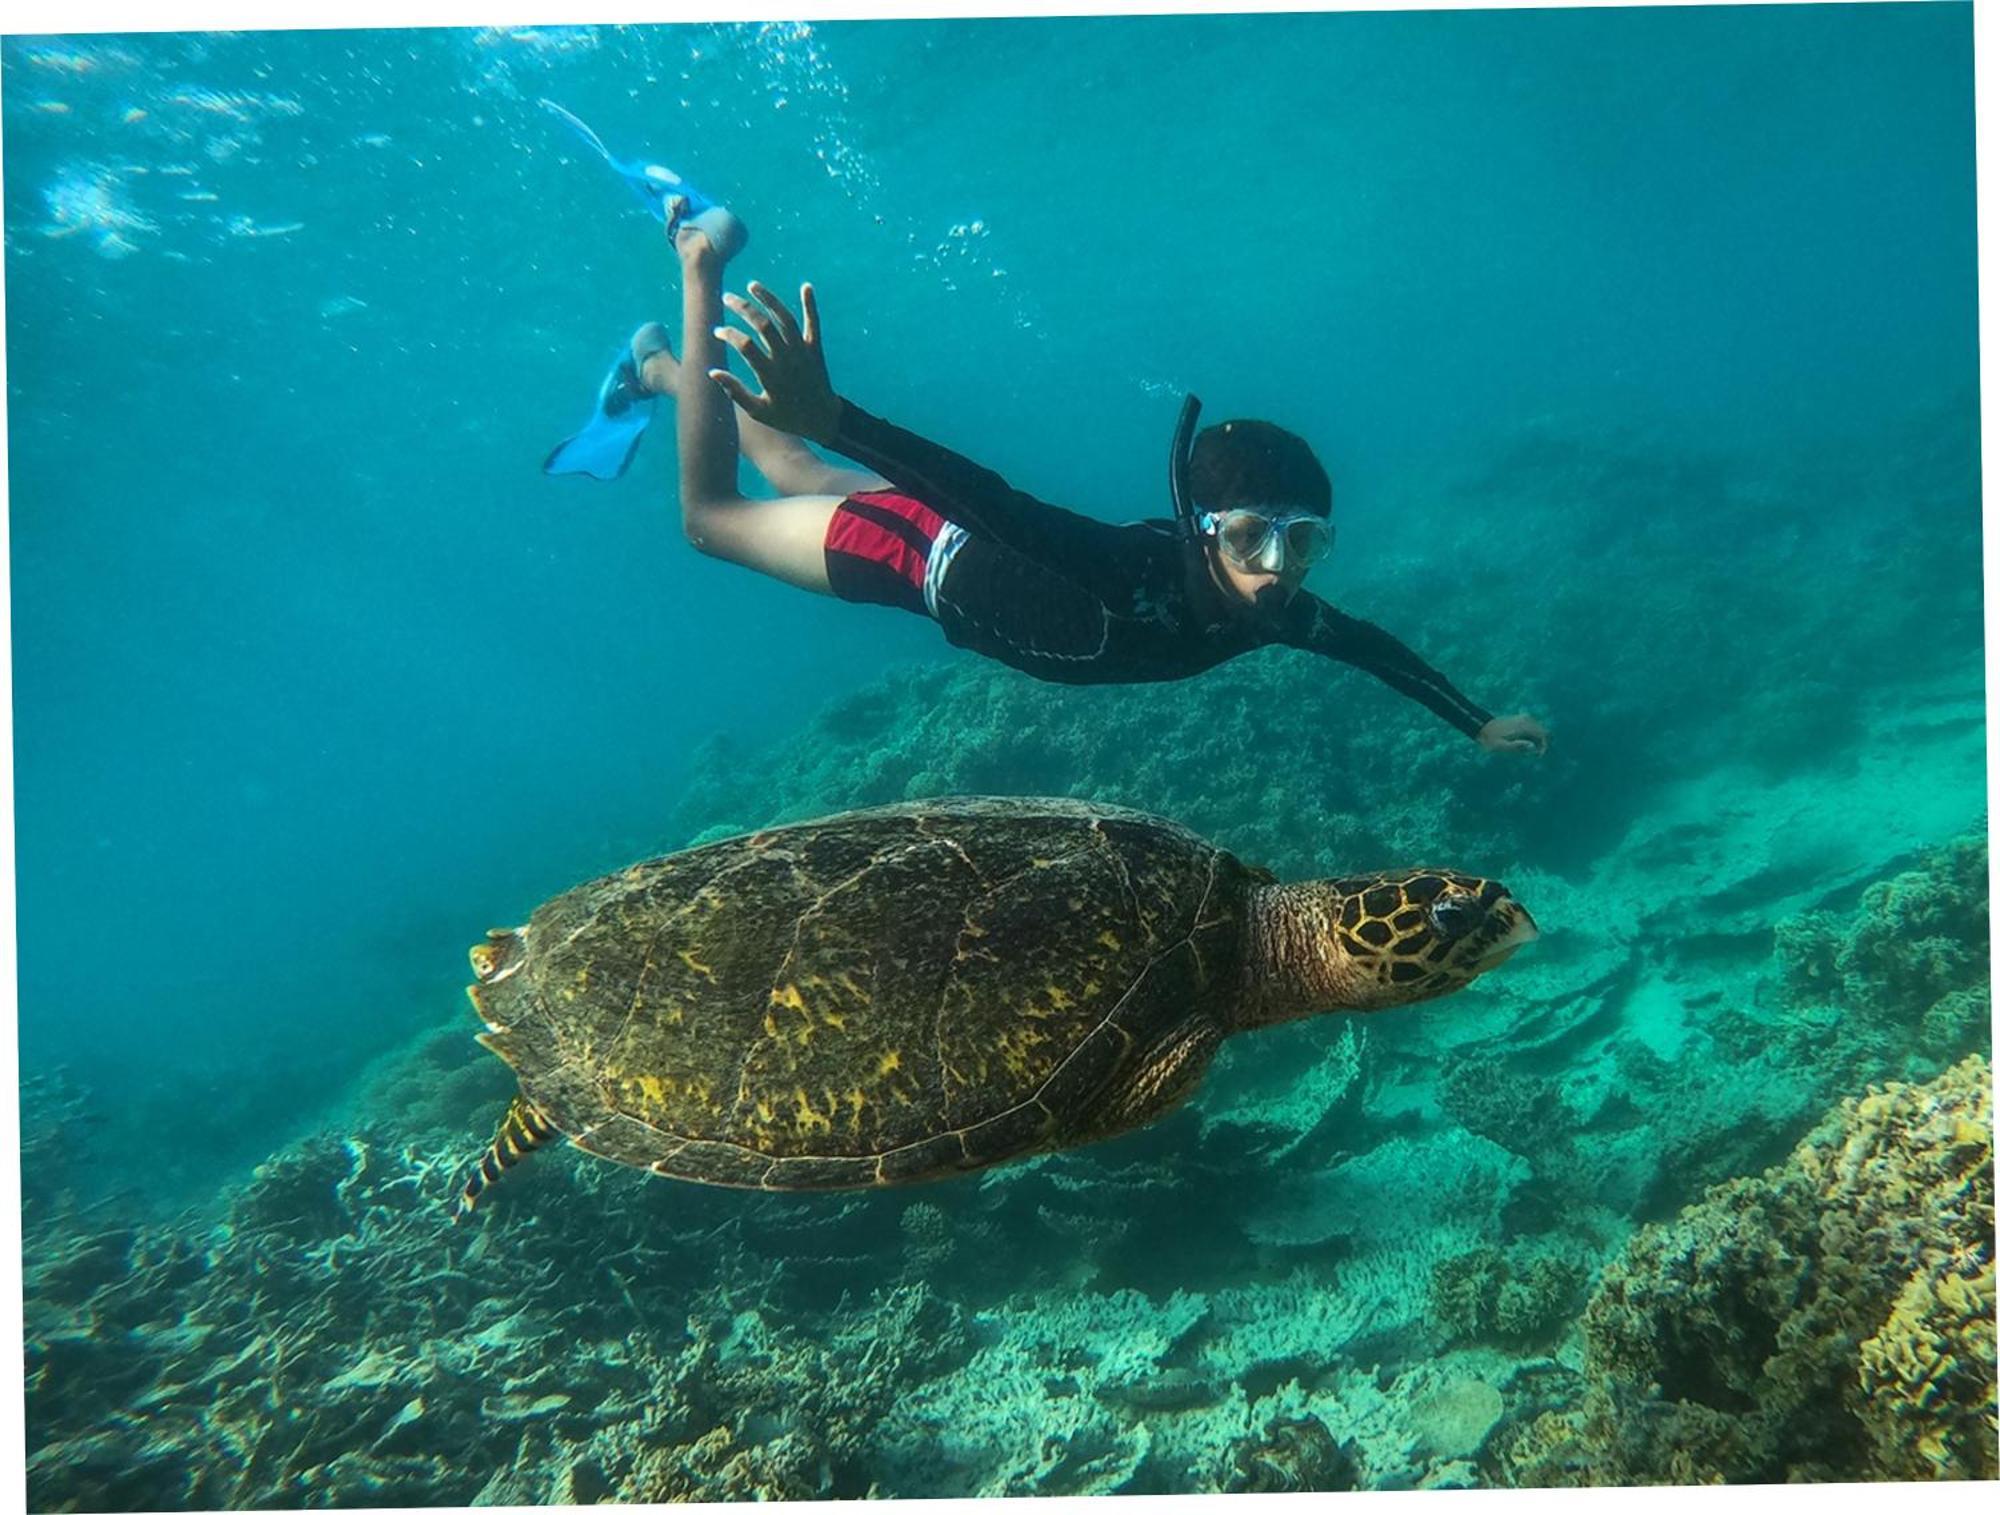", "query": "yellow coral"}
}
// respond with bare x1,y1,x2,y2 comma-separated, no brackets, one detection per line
1859,1257,1996,1480
1517,1055,1995,1486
